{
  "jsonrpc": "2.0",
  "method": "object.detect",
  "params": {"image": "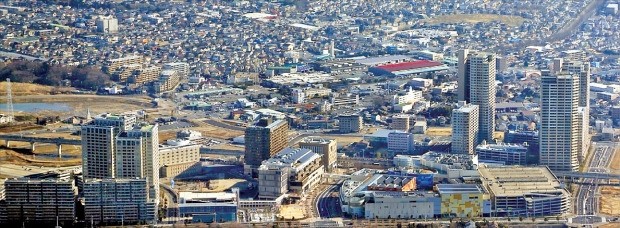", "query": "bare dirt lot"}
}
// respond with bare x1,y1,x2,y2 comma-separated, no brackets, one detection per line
426,127,451,136
601,149,620,216
601,186,620,216
421,14,526,27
